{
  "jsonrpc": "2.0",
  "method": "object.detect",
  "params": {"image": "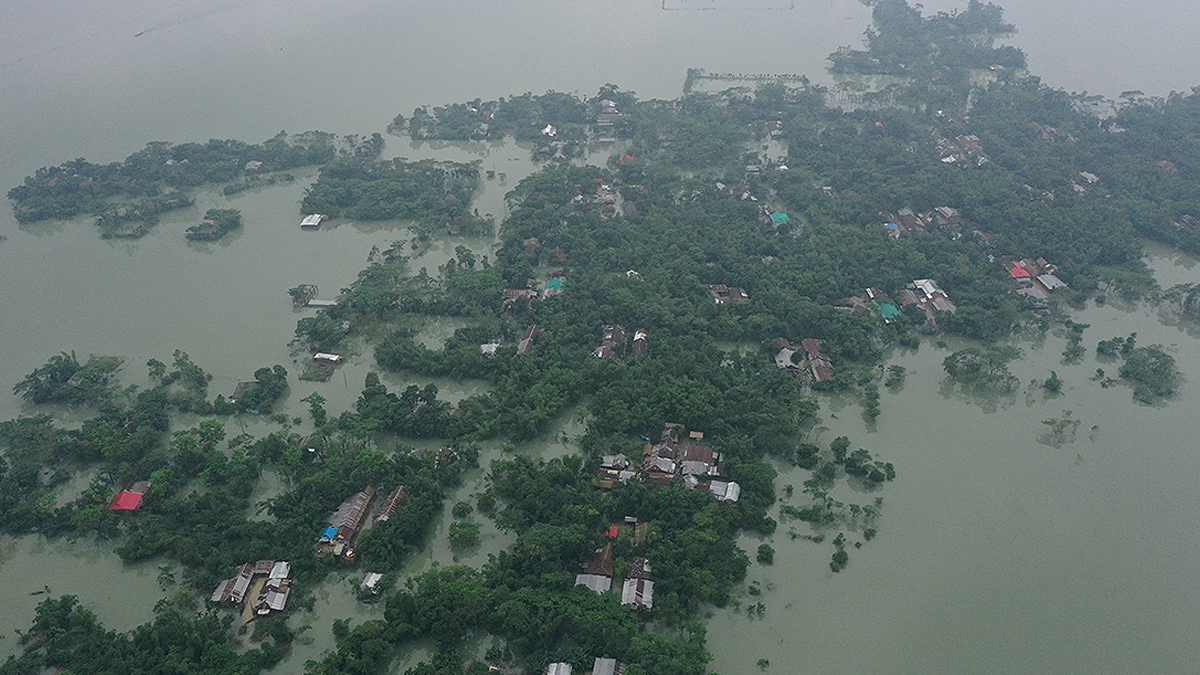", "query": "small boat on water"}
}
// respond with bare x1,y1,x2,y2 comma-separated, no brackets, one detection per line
134,31,144,37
